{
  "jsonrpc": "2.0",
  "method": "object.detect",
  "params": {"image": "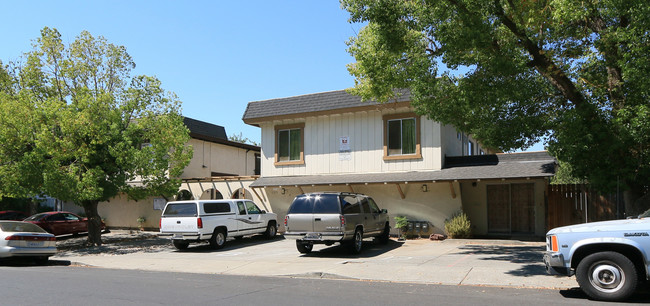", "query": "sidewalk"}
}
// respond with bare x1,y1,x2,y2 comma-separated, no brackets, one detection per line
52,230,577,290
